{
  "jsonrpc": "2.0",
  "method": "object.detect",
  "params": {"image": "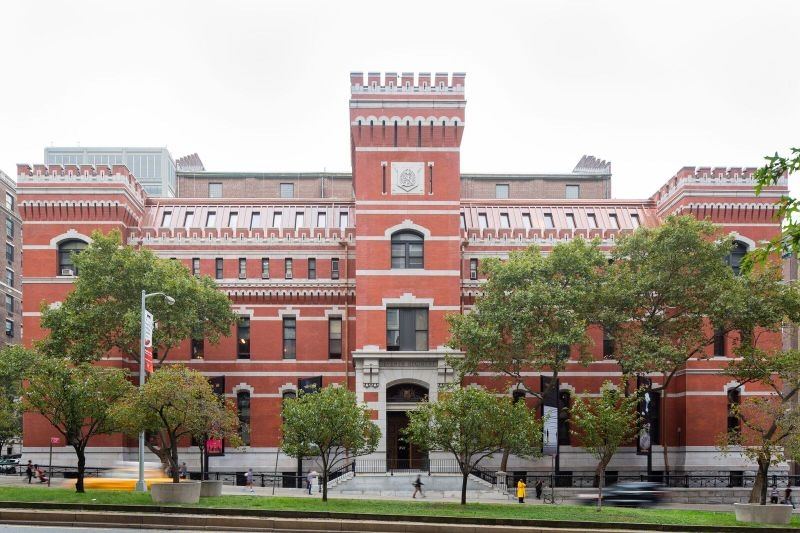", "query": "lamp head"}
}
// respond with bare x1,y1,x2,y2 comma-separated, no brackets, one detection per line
165,296,175,306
